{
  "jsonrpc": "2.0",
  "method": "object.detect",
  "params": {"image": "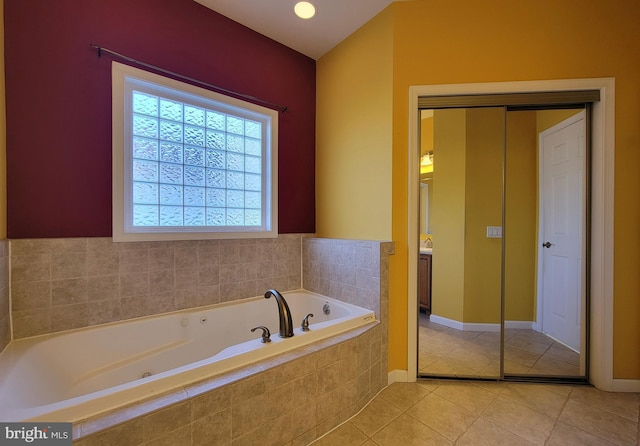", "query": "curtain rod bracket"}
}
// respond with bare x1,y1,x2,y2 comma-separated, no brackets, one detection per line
89,43,288,113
